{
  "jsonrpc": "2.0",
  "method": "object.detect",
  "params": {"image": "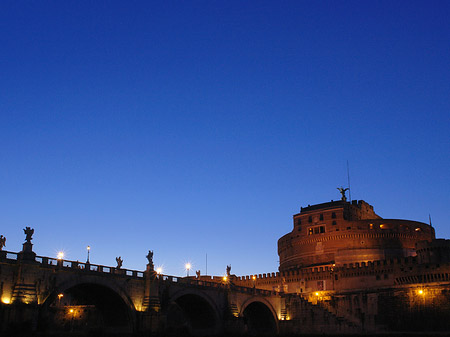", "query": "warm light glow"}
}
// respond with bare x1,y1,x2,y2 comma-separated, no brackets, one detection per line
1,297,11,304
223,276,228,281
415,227,422,232
58,293,64,300
87,245,90,251
69,309,74,313
185,263,191,270
418,289,424,295
156,267,162,274
57,251,64,259
252,276,256,280
315,292,319,296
